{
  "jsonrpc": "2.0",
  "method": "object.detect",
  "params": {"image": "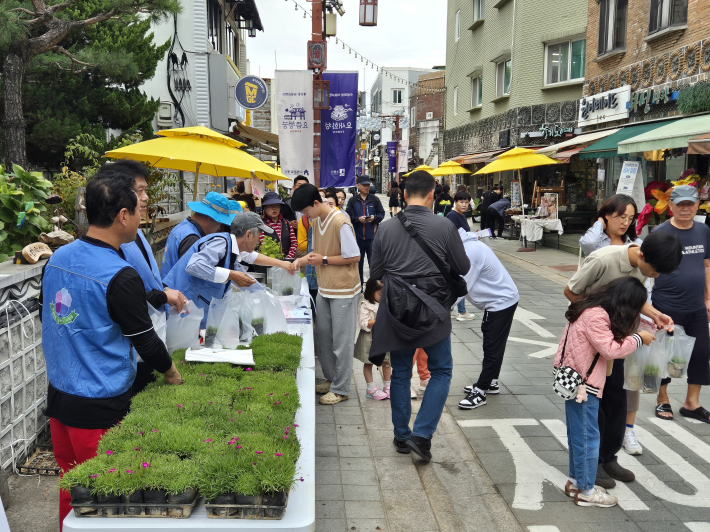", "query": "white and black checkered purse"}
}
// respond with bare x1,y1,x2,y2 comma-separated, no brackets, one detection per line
552,328,600,401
